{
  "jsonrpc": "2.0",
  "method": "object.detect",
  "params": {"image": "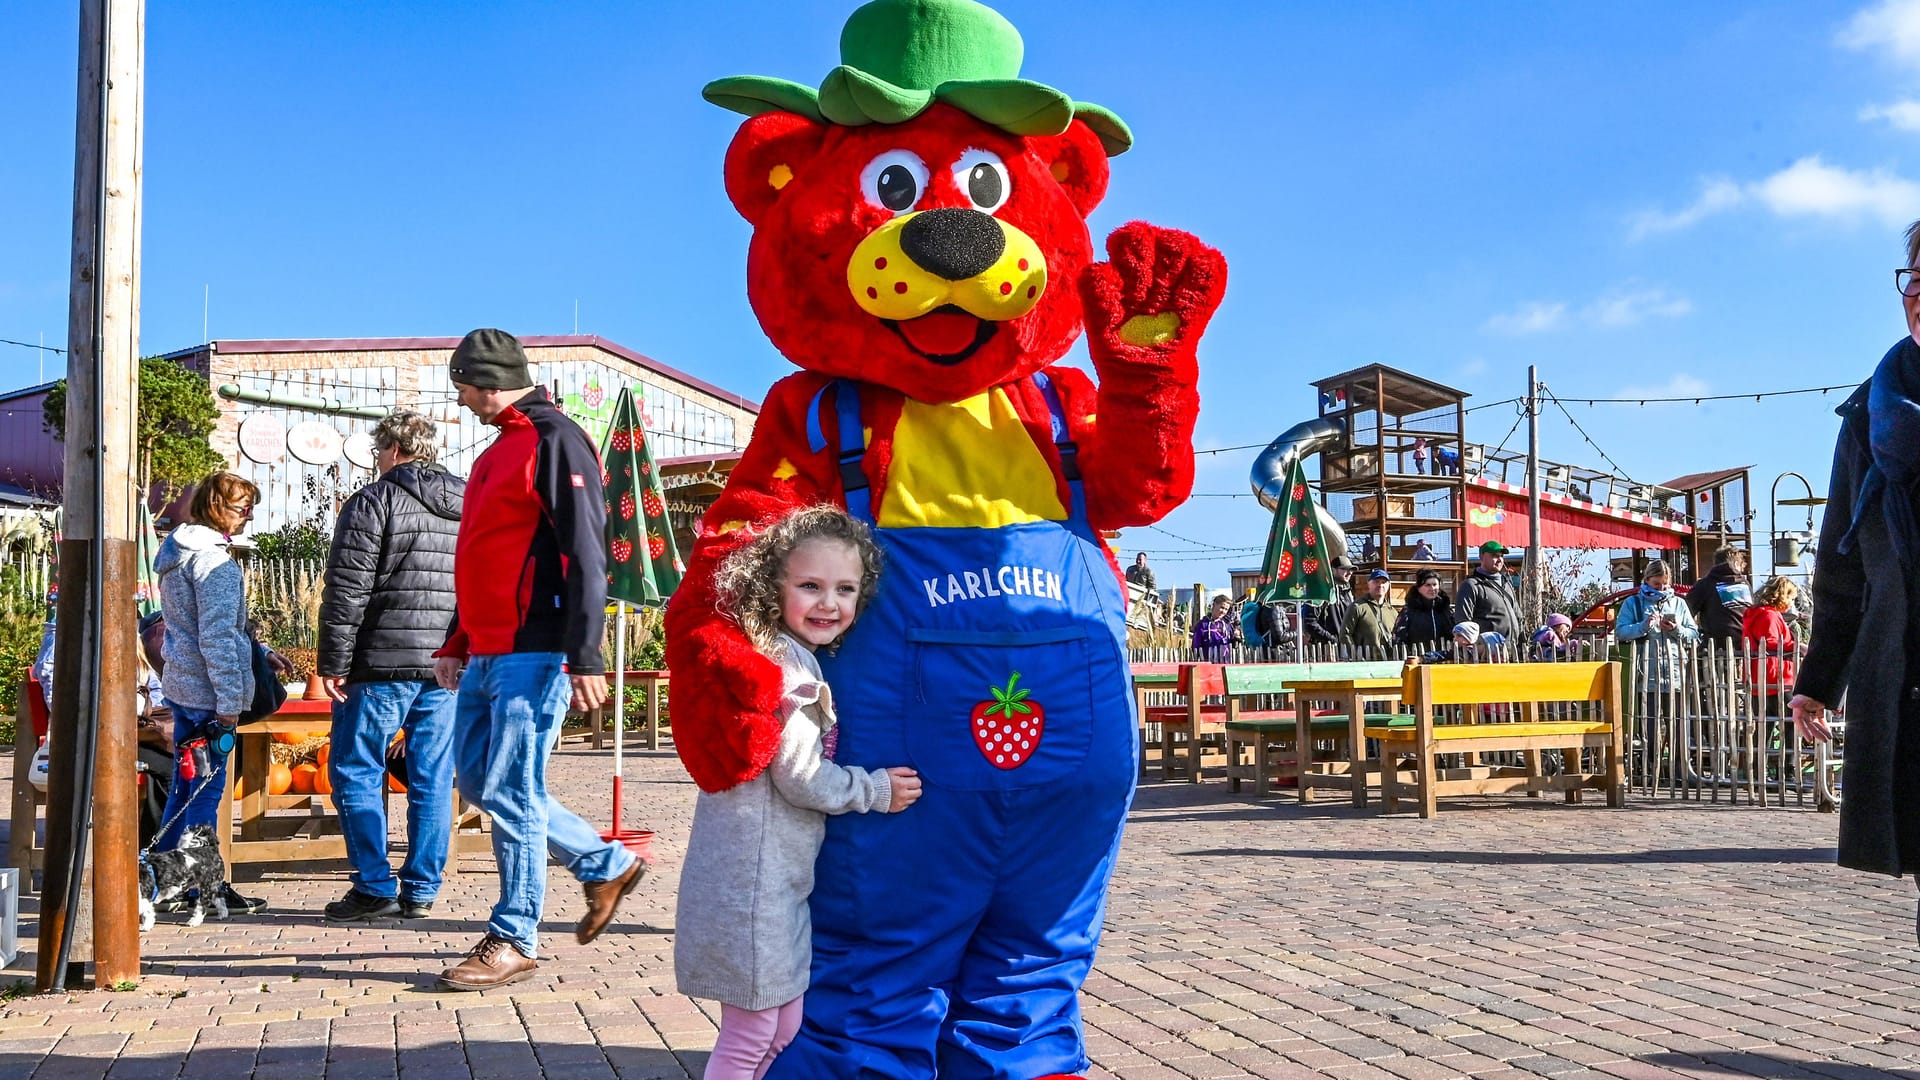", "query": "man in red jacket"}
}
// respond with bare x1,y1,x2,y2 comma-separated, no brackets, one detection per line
431,328,645,990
